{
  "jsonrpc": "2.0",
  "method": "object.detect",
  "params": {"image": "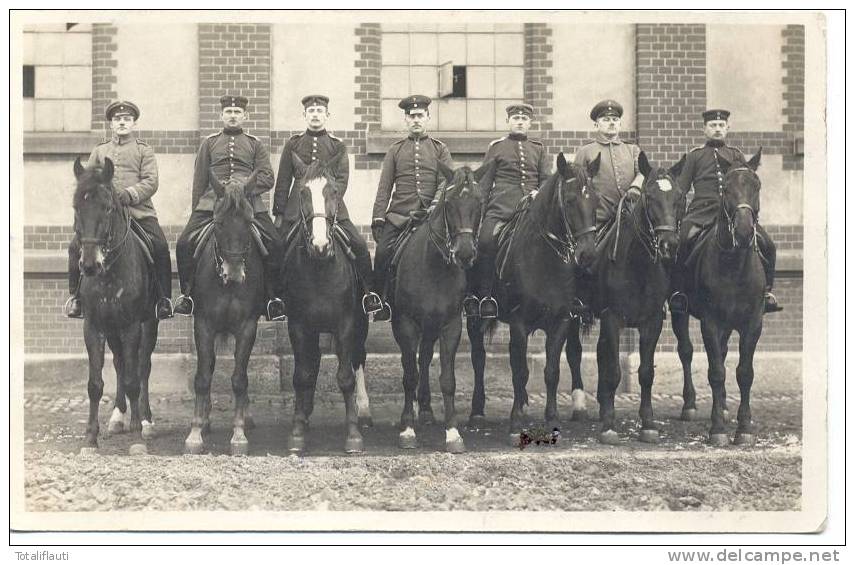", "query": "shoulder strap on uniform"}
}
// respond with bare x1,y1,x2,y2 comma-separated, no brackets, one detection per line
528,138,544,146
243,132,259,141
328,132,342,142
206,131,222,139
488,136,506,148
690,144,705,152
135,138,149,146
